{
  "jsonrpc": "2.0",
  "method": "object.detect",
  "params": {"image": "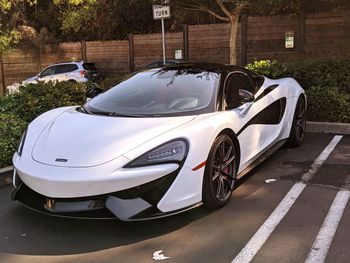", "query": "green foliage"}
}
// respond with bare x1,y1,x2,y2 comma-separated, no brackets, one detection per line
246,58,350,123
306,86,350,123
0,0,11,12
0,27,20,54
0,81,88,167
0,113,26,167
0,81,87,123
246,60,287,79
287,59,350,93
